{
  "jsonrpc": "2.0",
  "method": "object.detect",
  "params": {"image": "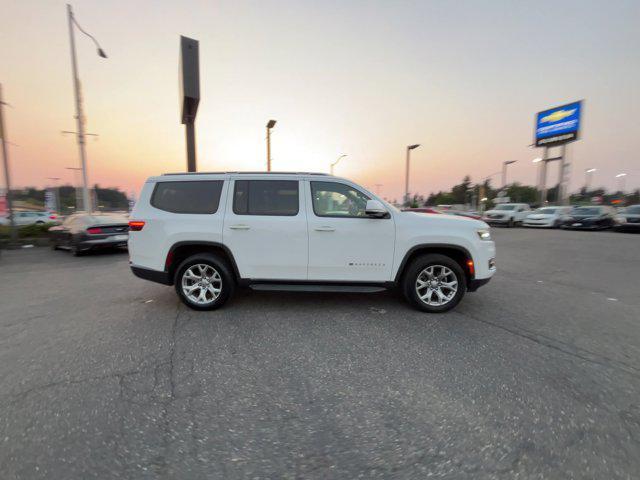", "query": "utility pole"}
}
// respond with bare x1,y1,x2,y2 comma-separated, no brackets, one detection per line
66,4,107,212
0,84,18,245
404,144,420,206
266,119,276,172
